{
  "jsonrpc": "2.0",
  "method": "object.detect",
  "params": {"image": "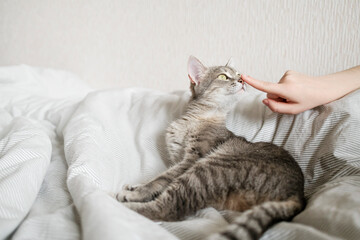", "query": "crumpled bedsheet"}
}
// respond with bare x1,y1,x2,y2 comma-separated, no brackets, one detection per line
0,65,359,240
